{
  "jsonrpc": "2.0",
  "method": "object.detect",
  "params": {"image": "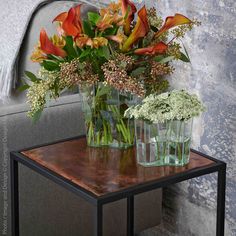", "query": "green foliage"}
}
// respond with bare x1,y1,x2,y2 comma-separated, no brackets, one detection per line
159,56,175,64
150,25,159,32
96,46,110,60
83,20,94,37
63,36,78,59
25,71,40,83
179,52,190,63
88,12,101,25
100,110,114,124
102,26,118,37
153,55,164,62
41,60,60,71
179,43,191,63
47,54,65,62
96,85,111,97
79,48,92,60
18,84,30,92
131,67,146,77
